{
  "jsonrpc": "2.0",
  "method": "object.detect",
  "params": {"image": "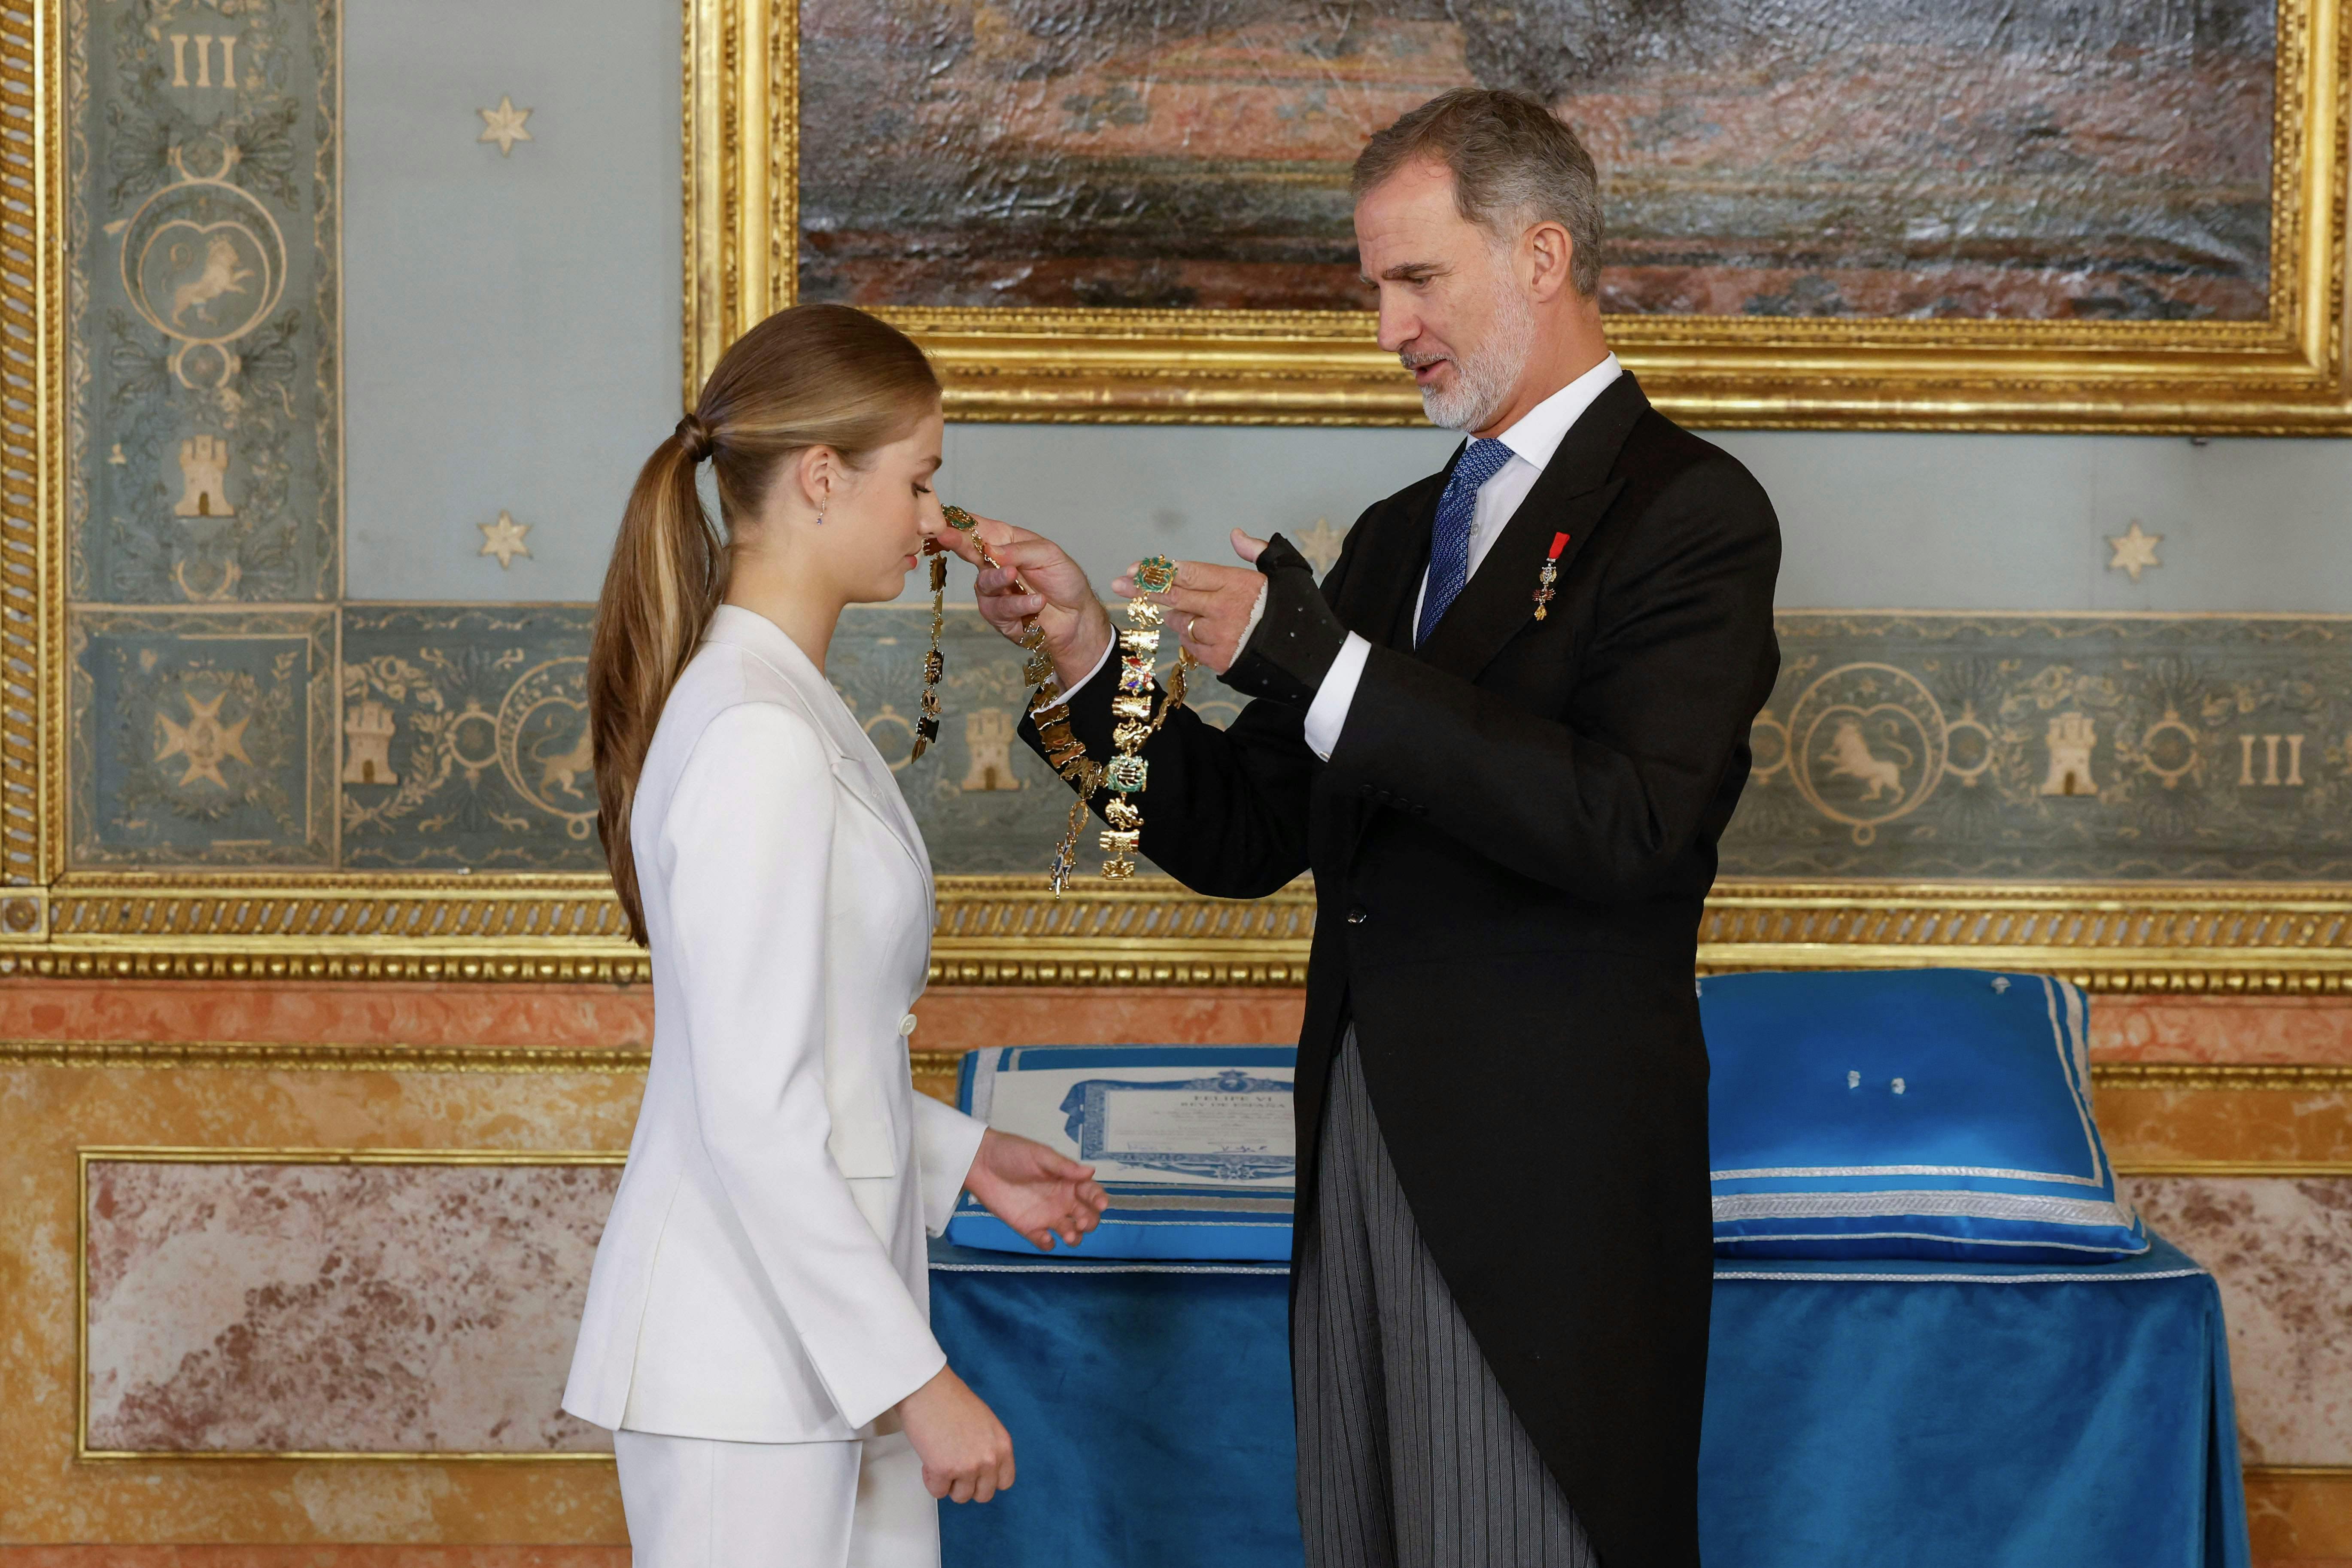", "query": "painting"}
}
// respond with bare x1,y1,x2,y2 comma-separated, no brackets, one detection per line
688,0,2352,429
799,0,2275,323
